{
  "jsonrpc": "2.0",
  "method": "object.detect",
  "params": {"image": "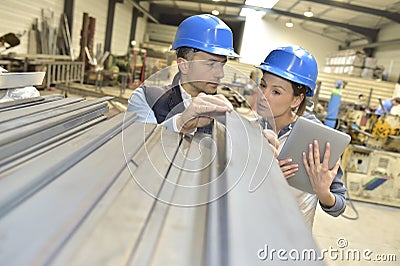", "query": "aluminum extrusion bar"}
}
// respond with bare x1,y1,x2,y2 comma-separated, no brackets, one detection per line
0,96,84,123
125,131,187,265
0,112,137,217
206,112,324,265
147,133,213,266
0,96,44,110
0,94,64,111
0,111,325,265
0,72,46,89
0,120,155,265
0,97,112,132
0,102,108,160
0,116,106,172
